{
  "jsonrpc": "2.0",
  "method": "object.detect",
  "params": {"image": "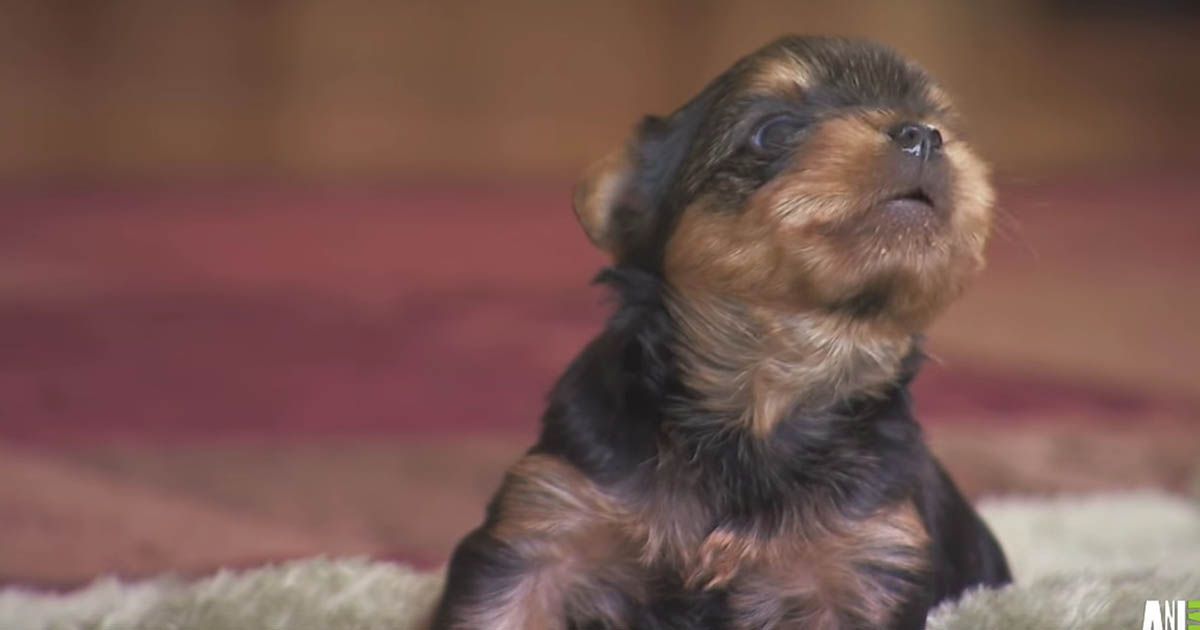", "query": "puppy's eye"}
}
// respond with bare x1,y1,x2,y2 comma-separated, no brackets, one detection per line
751,115,806,152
